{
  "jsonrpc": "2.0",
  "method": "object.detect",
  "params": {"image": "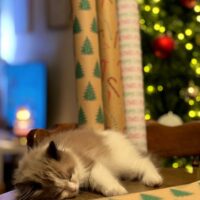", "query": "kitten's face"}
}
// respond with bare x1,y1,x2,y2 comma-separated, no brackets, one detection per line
14,141,79,200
